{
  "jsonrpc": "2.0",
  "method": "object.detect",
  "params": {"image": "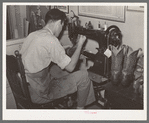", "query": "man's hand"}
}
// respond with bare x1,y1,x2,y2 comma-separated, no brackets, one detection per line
64,35,86,72
77,34,86,47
